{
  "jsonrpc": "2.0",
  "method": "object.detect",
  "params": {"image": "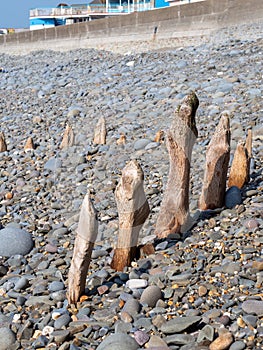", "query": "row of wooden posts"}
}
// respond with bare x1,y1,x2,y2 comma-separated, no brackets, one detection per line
0,91,253,304
67,91,252,304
